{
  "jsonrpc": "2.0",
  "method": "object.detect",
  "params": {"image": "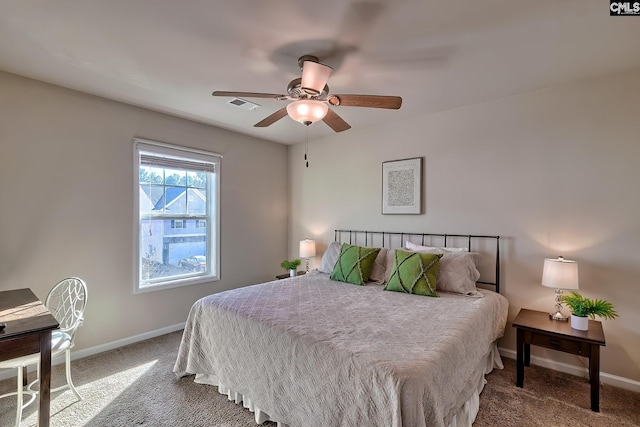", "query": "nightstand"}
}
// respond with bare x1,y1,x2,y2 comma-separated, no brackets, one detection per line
512,308,606,411
275,271,306,280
